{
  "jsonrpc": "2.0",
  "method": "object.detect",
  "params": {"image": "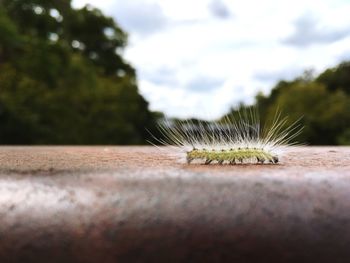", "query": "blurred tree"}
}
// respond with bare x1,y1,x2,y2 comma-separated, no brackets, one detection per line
0,8,23,63
232,67,350,145
193,62,350,146
67,6,135,77
264,82,350,145
0,0,158,144
317,62,350,95
255,70,314,123
337,128,350,145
